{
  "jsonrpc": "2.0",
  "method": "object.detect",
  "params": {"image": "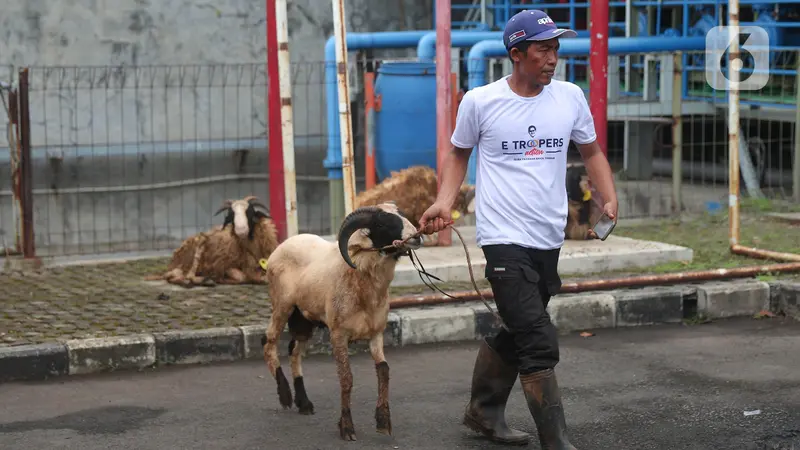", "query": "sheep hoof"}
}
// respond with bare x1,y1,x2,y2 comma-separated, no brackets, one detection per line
375,405,392,436
338,410,357,441
297,400,314,415
275,367,293,409
293,376,315,415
